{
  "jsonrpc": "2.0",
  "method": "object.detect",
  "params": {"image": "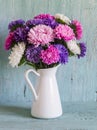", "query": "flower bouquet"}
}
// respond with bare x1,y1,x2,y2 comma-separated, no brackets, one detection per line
4,13,87,118
5,13,86,69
